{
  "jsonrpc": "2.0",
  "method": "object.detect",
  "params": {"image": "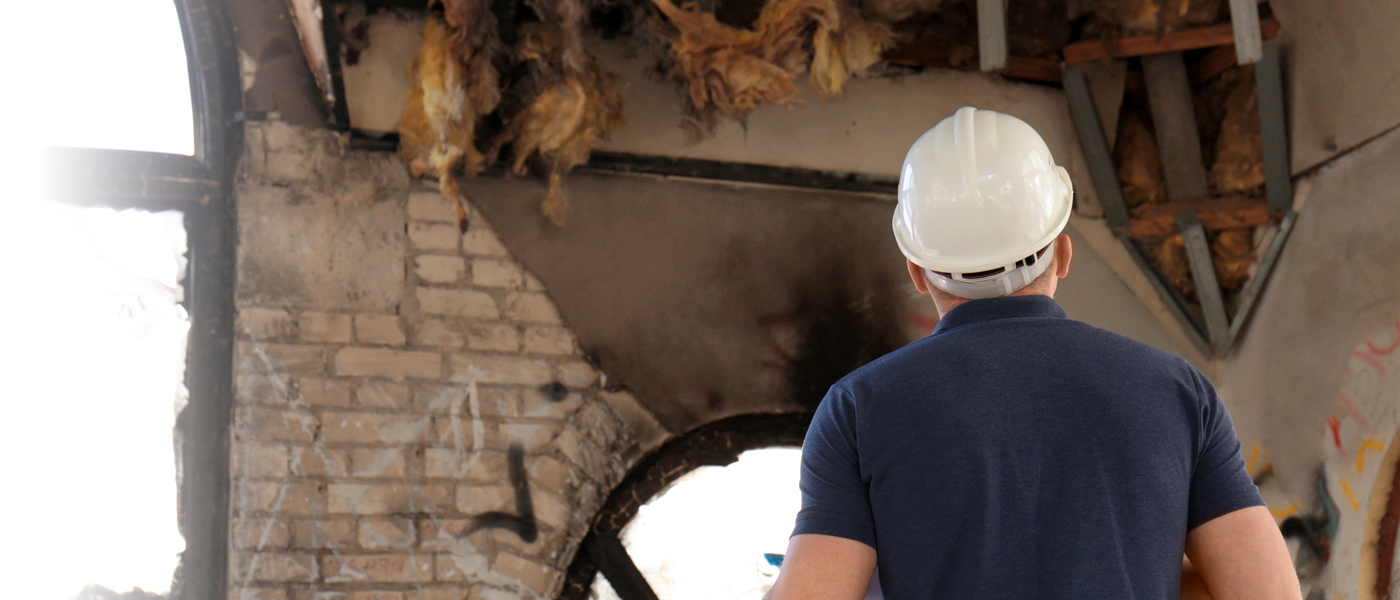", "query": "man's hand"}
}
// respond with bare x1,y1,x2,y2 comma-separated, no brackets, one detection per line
1185,506,1302,600
764,534,876,600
